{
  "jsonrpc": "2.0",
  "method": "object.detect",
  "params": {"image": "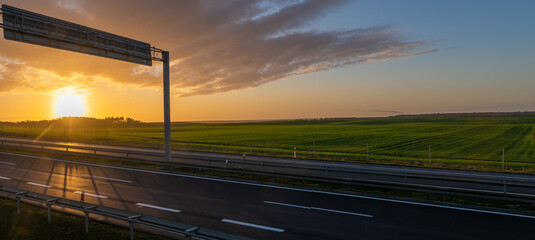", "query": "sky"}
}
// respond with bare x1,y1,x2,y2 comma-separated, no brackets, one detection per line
0,0,534,122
